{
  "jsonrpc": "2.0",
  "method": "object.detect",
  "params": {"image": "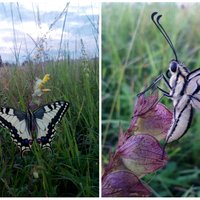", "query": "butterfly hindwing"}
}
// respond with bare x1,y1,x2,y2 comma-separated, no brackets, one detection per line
0,107,33,153
33,101,69,149
186,71,200,110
